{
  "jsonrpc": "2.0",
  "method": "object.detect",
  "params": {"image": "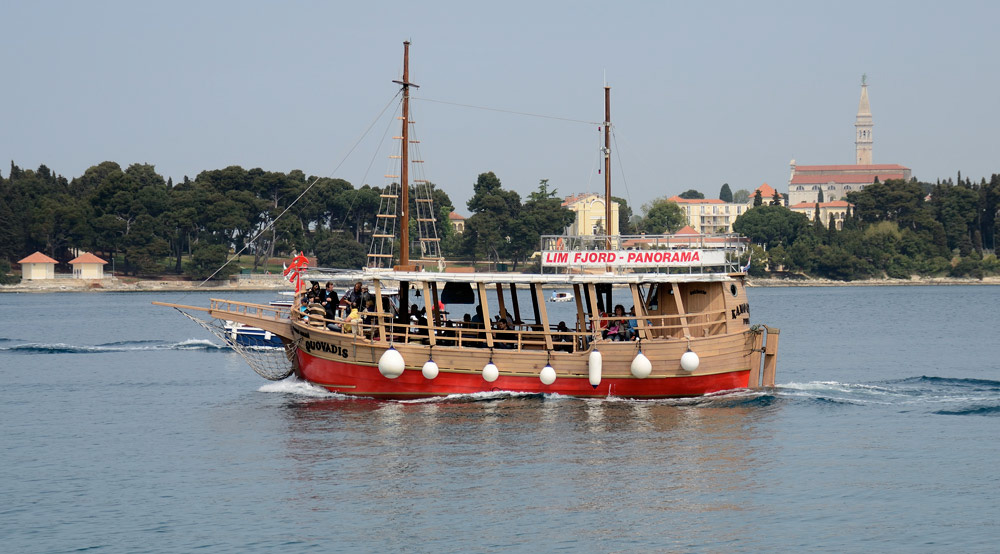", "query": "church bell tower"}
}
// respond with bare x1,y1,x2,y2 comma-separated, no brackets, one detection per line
855,75,873,165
